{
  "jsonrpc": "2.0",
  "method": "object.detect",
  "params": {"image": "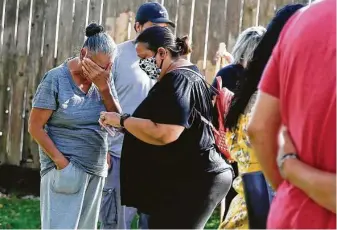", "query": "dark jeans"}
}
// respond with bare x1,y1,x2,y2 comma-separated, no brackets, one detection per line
223,161,239,220
147,170,233,229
